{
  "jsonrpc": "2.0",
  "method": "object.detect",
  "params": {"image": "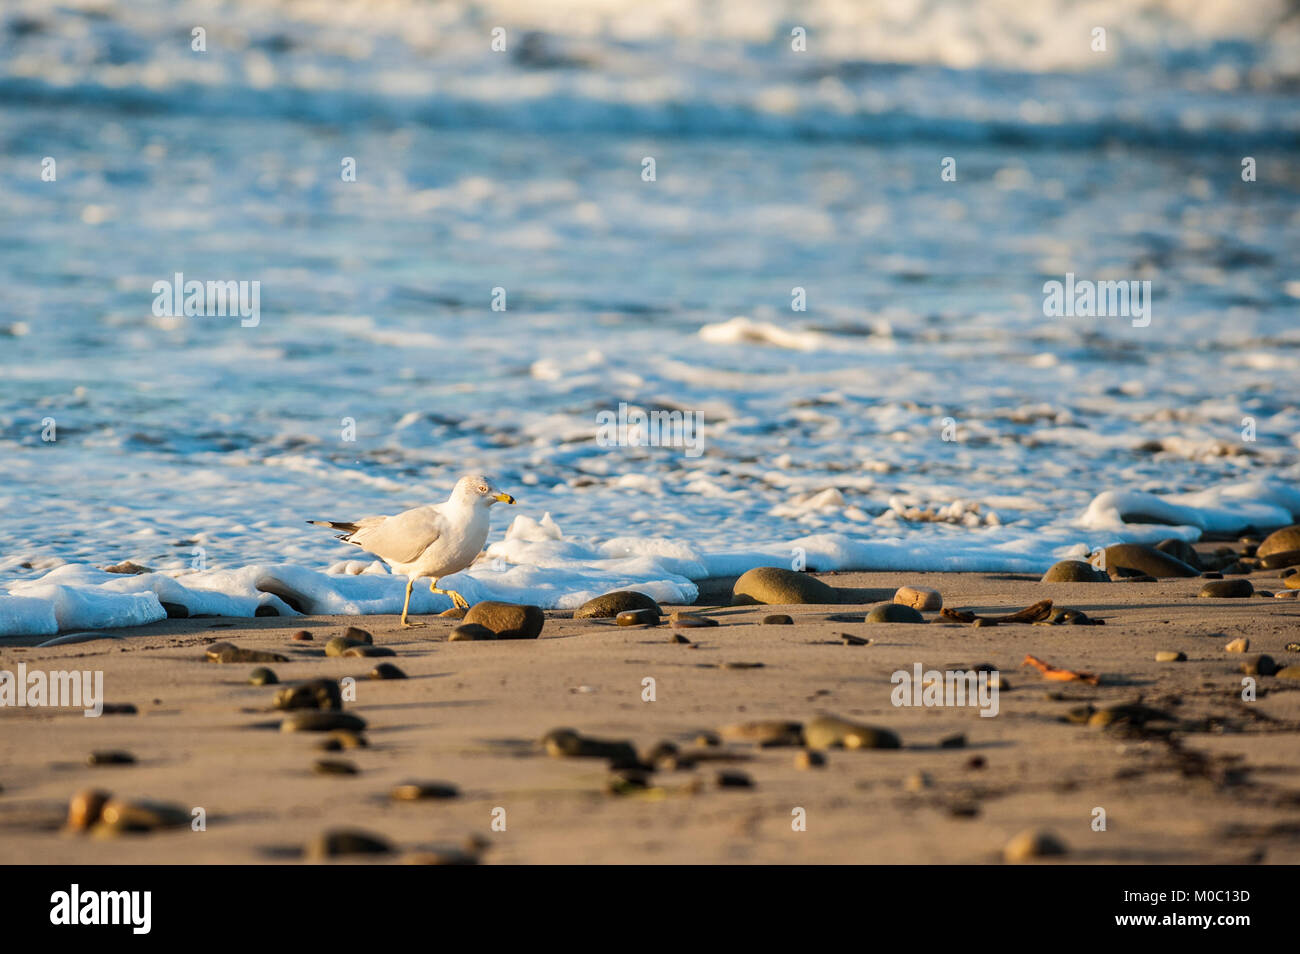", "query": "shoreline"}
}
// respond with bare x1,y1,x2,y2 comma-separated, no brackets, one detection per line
2,558,1298,864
